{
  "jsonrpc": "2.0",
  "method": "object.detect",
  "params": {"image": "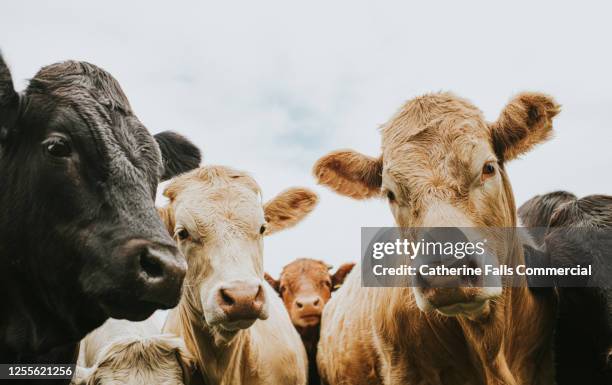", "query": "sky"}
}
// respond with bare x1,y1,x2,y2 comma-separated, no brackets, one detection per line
2,1,611,276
